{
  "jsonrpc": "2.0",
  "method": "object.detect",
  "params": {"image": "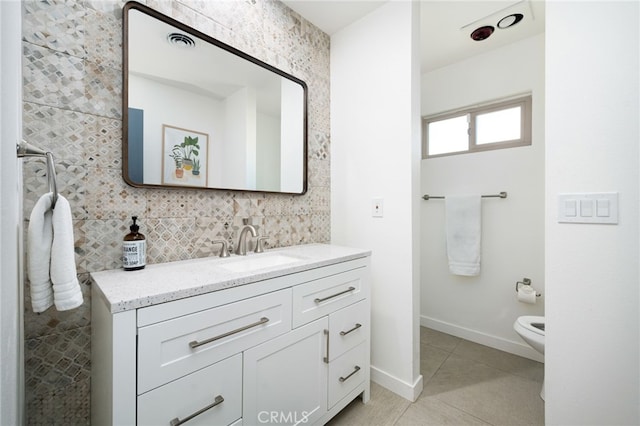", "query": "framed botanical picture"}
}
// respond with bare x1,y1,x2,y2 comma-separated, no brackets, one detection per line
161,124,209,187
